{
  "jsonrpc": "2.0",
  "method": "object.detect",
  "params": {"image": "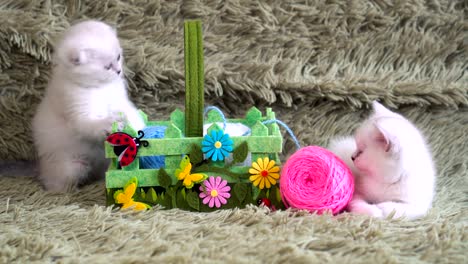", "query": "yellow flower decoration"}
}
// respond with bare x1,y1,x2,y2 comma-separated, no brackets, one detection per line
114,177,150,211
175,155,207,188
249,157,280,189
